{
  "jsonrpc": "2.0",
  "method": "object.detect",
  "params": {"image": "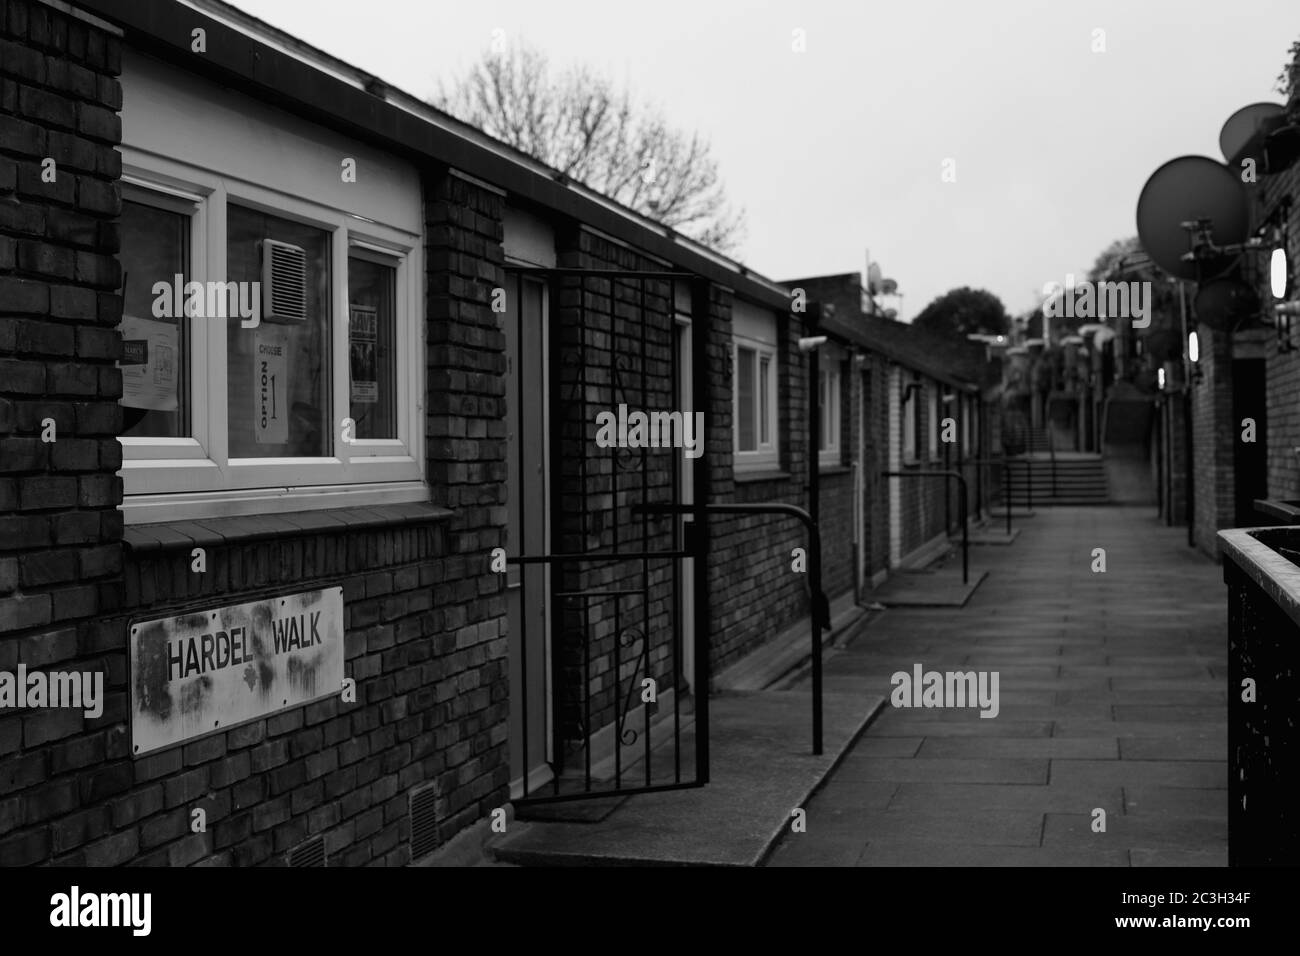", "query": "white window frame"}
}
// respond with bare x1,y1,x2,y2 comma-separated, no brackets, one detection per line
927,383,940,460
902,378,918,463
118,152,425,523
732,303,780,474
818,357,841,468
